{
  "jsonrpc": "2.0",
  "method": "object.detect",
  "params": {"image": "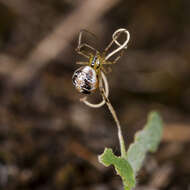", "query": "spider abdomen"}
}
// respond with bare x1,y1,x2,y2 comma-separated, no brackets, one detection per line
72,66,98,94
